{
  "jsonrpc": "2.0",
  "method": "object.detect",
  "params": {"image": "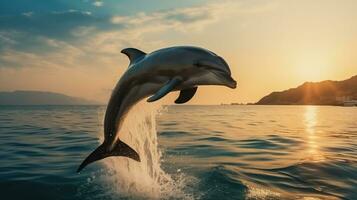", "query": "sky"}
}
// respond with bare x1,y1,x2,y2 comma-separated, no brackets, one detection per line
1,0,357,104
